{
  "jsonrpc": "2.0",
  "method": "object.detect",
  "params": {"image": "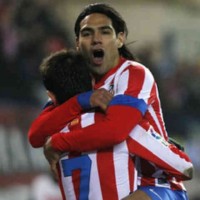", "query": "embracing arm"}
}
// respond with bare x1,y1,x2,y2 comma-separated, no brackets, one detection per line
28,96,83,148
50,95,147,152
48,63,152,152
28,89,113,148
44,63,153,151
127,125,193,180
